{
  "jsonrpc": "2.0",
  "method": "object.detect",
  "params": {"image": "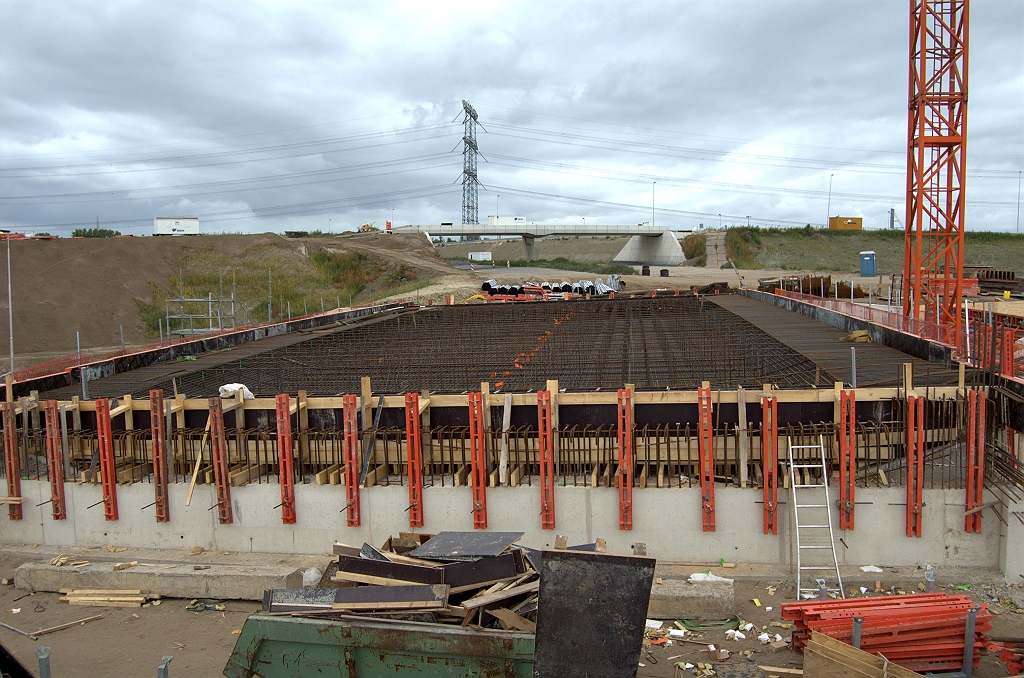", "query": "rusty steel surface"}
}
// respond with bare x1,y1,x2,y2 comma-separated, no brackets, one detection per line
40,297,846,399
